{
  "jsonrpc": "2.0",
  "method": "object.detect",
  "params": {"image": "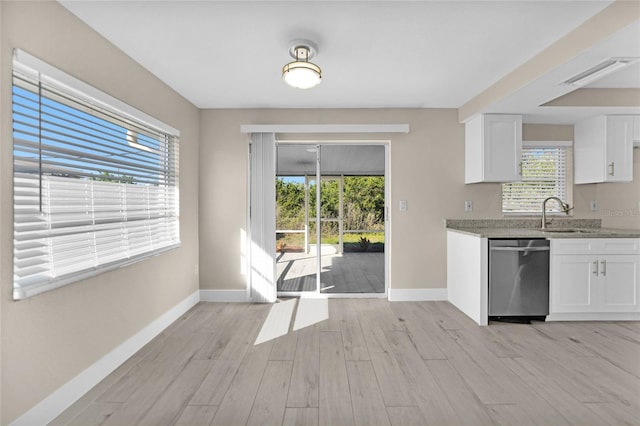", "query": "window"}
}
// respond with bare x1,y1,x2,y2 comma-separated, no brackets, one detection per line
502,146,568,214
12,50,180,300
